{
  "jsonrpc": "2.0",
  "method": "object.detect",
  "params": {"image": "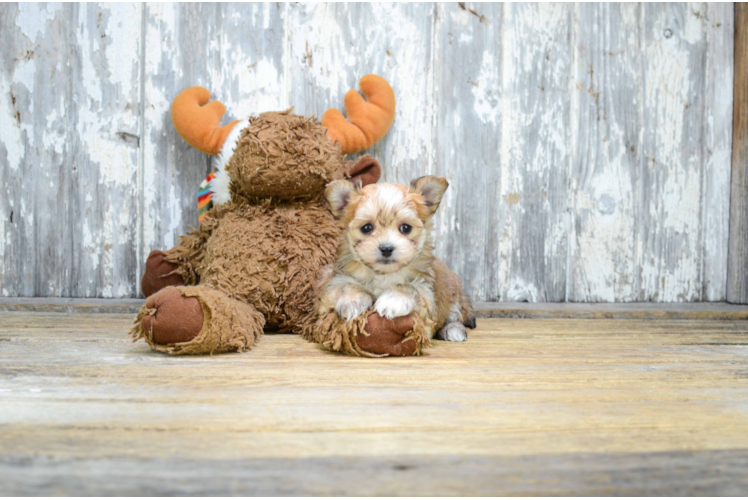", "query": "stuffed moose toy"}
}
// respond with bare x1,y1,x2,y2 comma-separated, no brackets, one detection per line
130,75,429,356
